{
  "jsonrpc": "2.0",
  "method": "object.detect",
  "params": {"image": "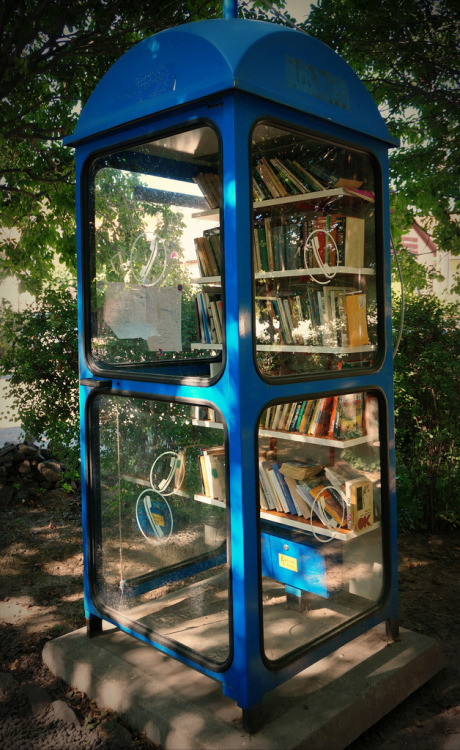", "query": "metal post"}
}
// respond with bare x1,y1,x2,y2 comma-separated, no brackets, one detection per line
223,0,238,19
